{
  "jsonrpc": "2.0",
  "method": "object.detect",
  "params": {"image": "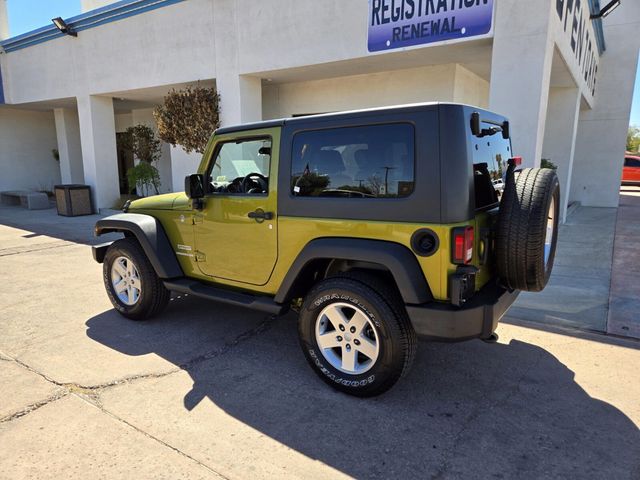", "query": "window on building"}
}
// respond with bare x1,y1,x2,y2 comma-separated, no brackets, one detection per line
291,124,415,198
207,138,271,194
624,157,640,167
